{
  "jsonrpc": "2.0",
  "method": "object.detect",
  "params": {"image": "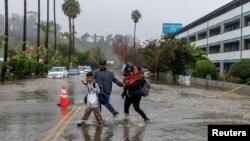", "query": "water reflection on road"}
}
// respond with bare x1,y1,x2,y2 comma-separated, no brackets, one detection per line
0,75,250,141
